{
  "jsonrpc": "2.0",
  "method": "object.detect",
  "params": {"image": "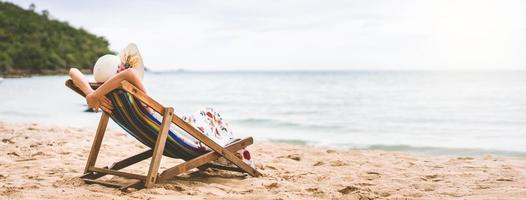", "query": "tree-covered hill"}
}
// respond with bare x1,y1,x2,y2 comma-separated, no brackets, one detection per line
0,2,111,76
